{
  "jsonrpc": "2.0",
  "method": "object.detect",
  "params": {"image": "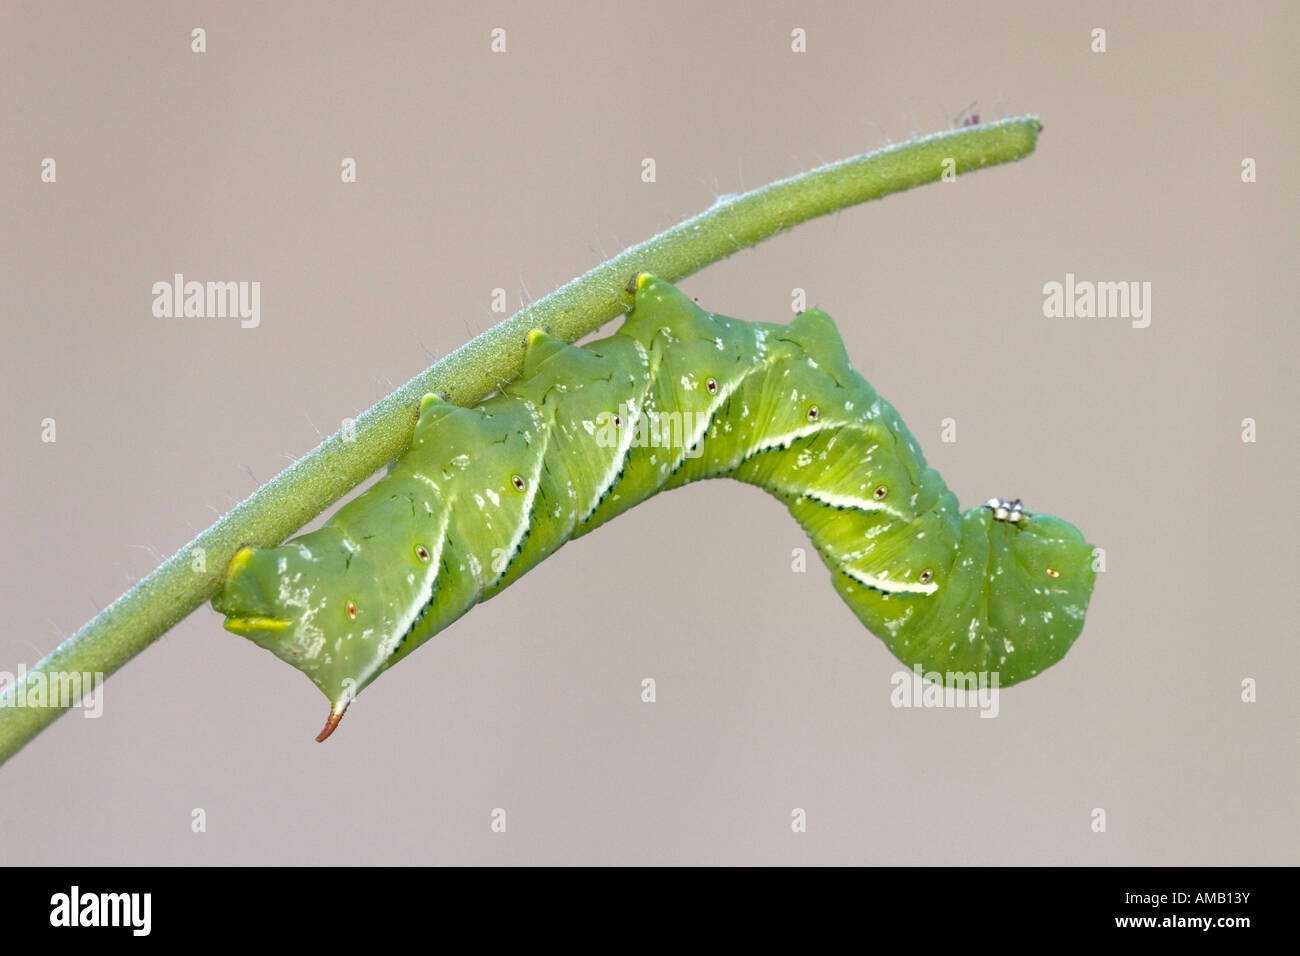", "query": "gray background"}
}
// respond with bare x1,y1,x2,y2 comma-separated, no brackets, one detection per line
2,1,1296,864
